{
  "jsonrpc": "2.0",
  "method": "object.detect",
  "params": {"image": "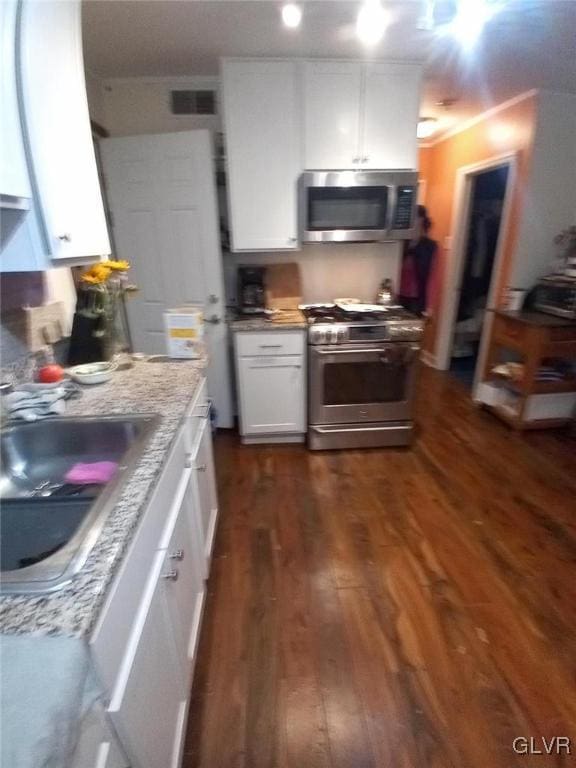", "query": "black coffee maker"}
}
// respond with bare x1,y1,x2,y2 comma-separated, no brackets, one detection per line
237,266,267,314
